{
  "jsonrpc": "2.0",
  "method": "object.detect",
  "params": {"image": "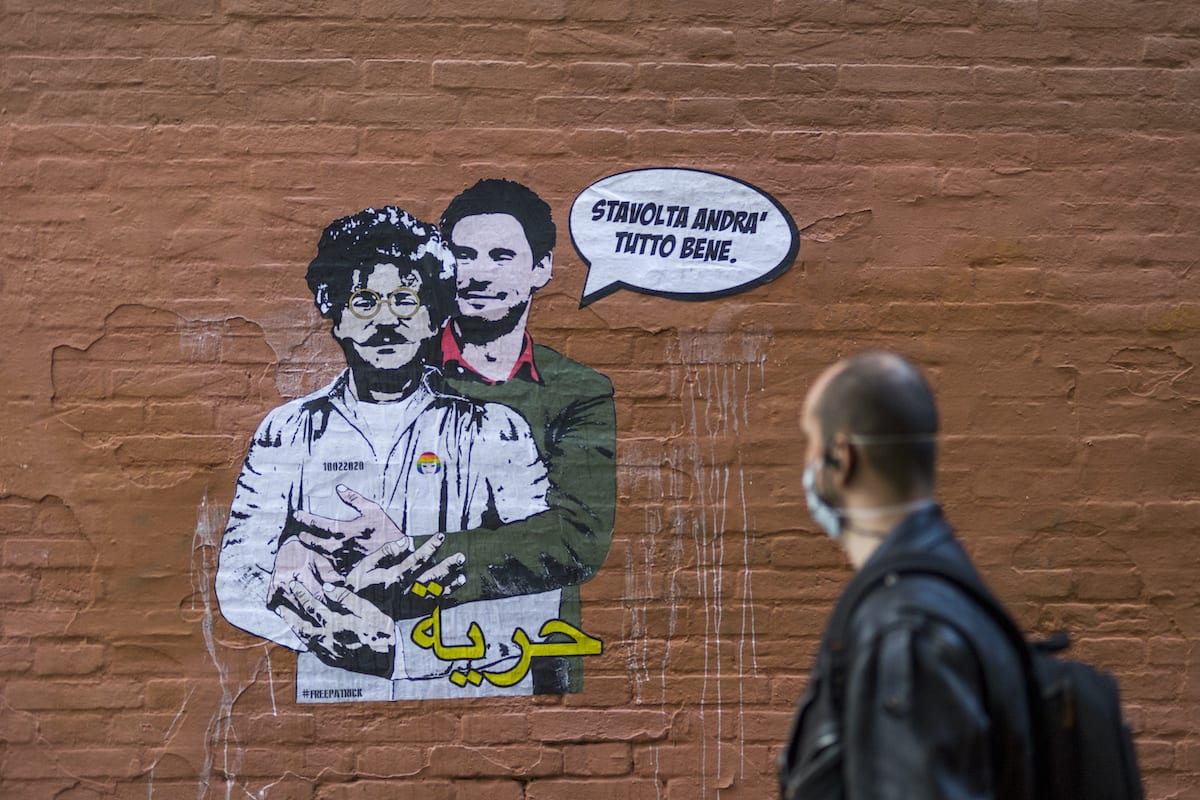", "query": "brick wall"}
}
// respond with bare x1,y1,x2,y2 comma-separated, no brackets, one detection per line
2,1,1198,797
